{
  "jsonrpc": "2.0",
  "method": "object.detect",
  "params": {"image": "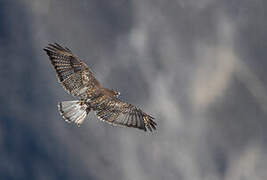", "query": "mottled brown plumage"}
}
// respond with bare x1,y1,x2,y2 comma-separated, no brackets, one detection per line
44,43,156,131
